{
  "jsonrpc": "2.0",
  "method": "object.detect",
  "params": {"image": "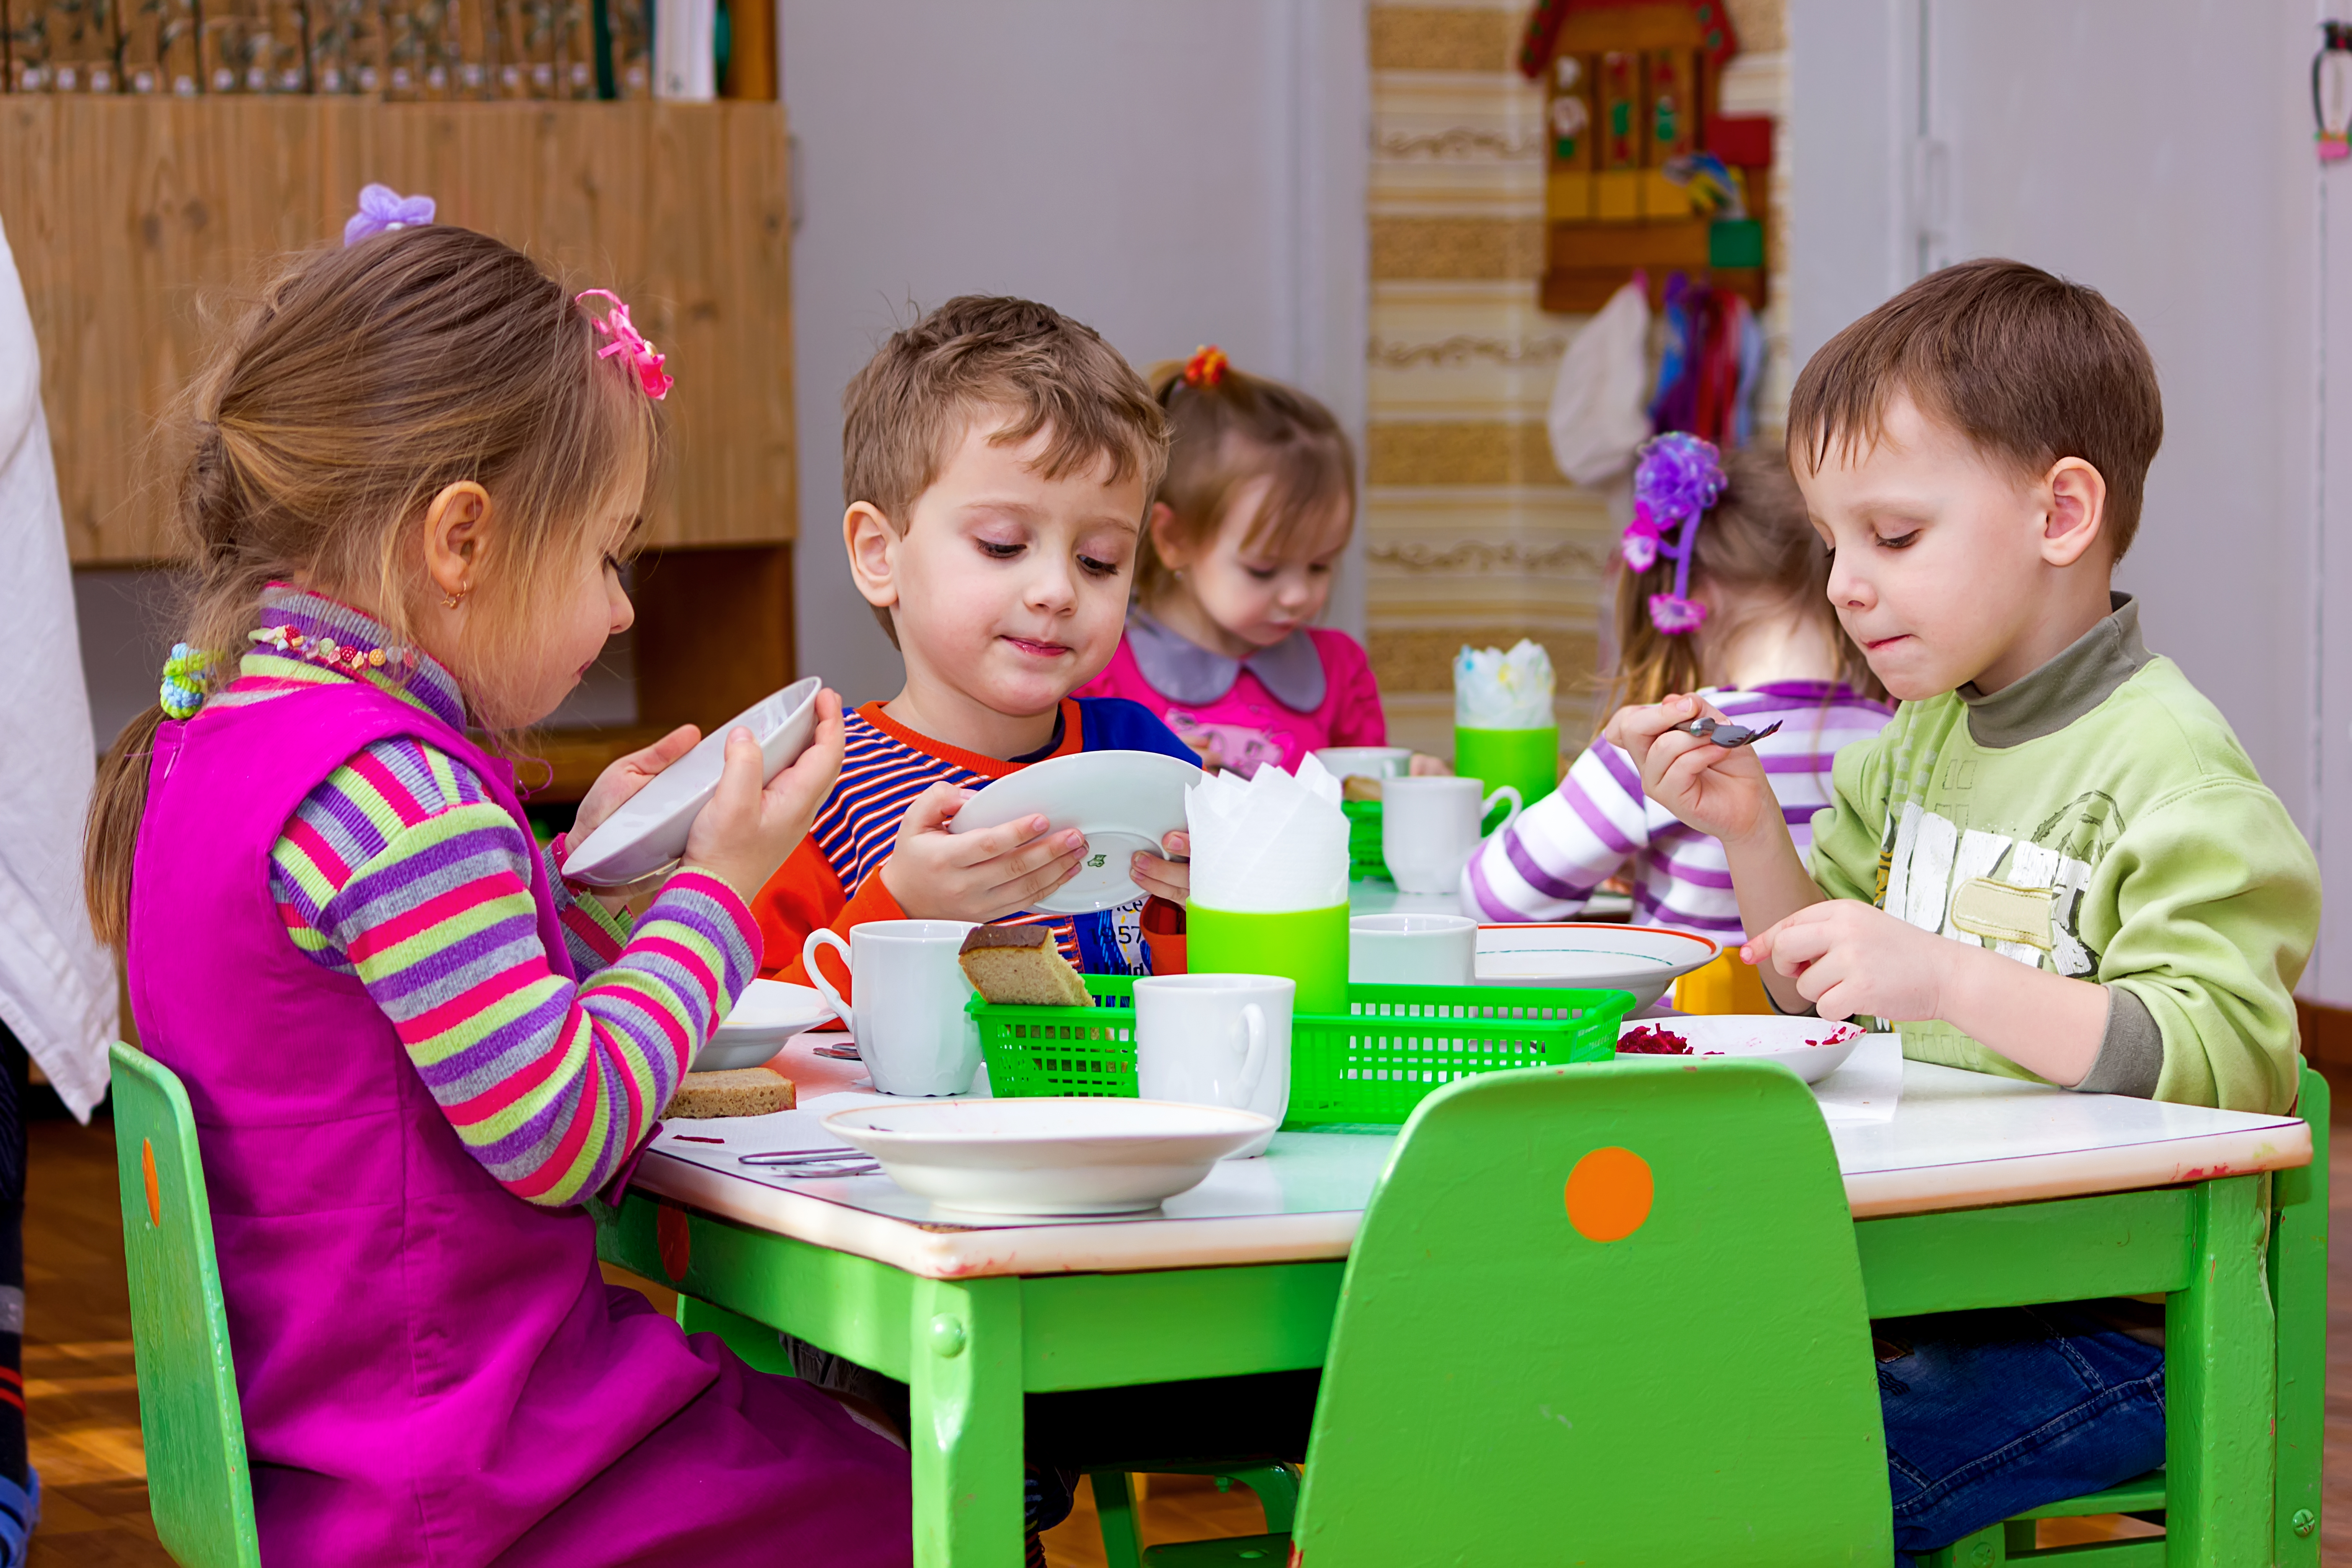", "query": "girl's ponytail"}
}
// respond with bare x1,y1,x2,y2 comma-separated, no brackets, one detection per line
84,706,167,951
